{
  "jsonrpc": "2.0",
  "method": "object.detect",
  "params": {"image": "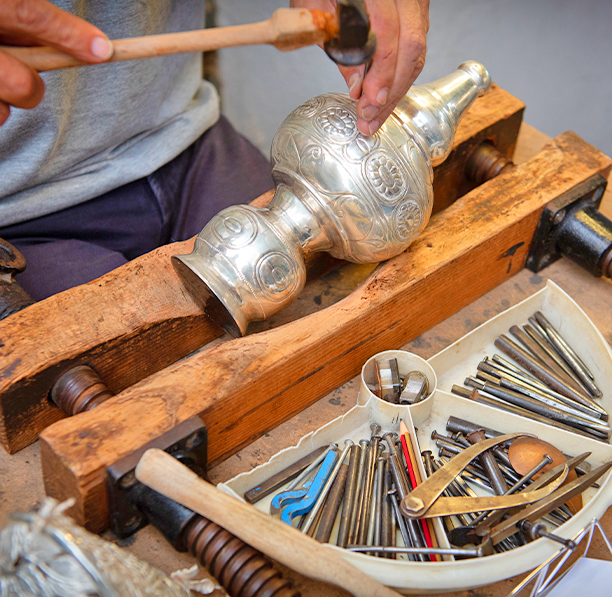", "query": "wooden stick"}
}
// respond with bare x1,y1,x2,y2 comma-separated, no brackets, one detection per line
0,8,337,72
135,448,401,597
